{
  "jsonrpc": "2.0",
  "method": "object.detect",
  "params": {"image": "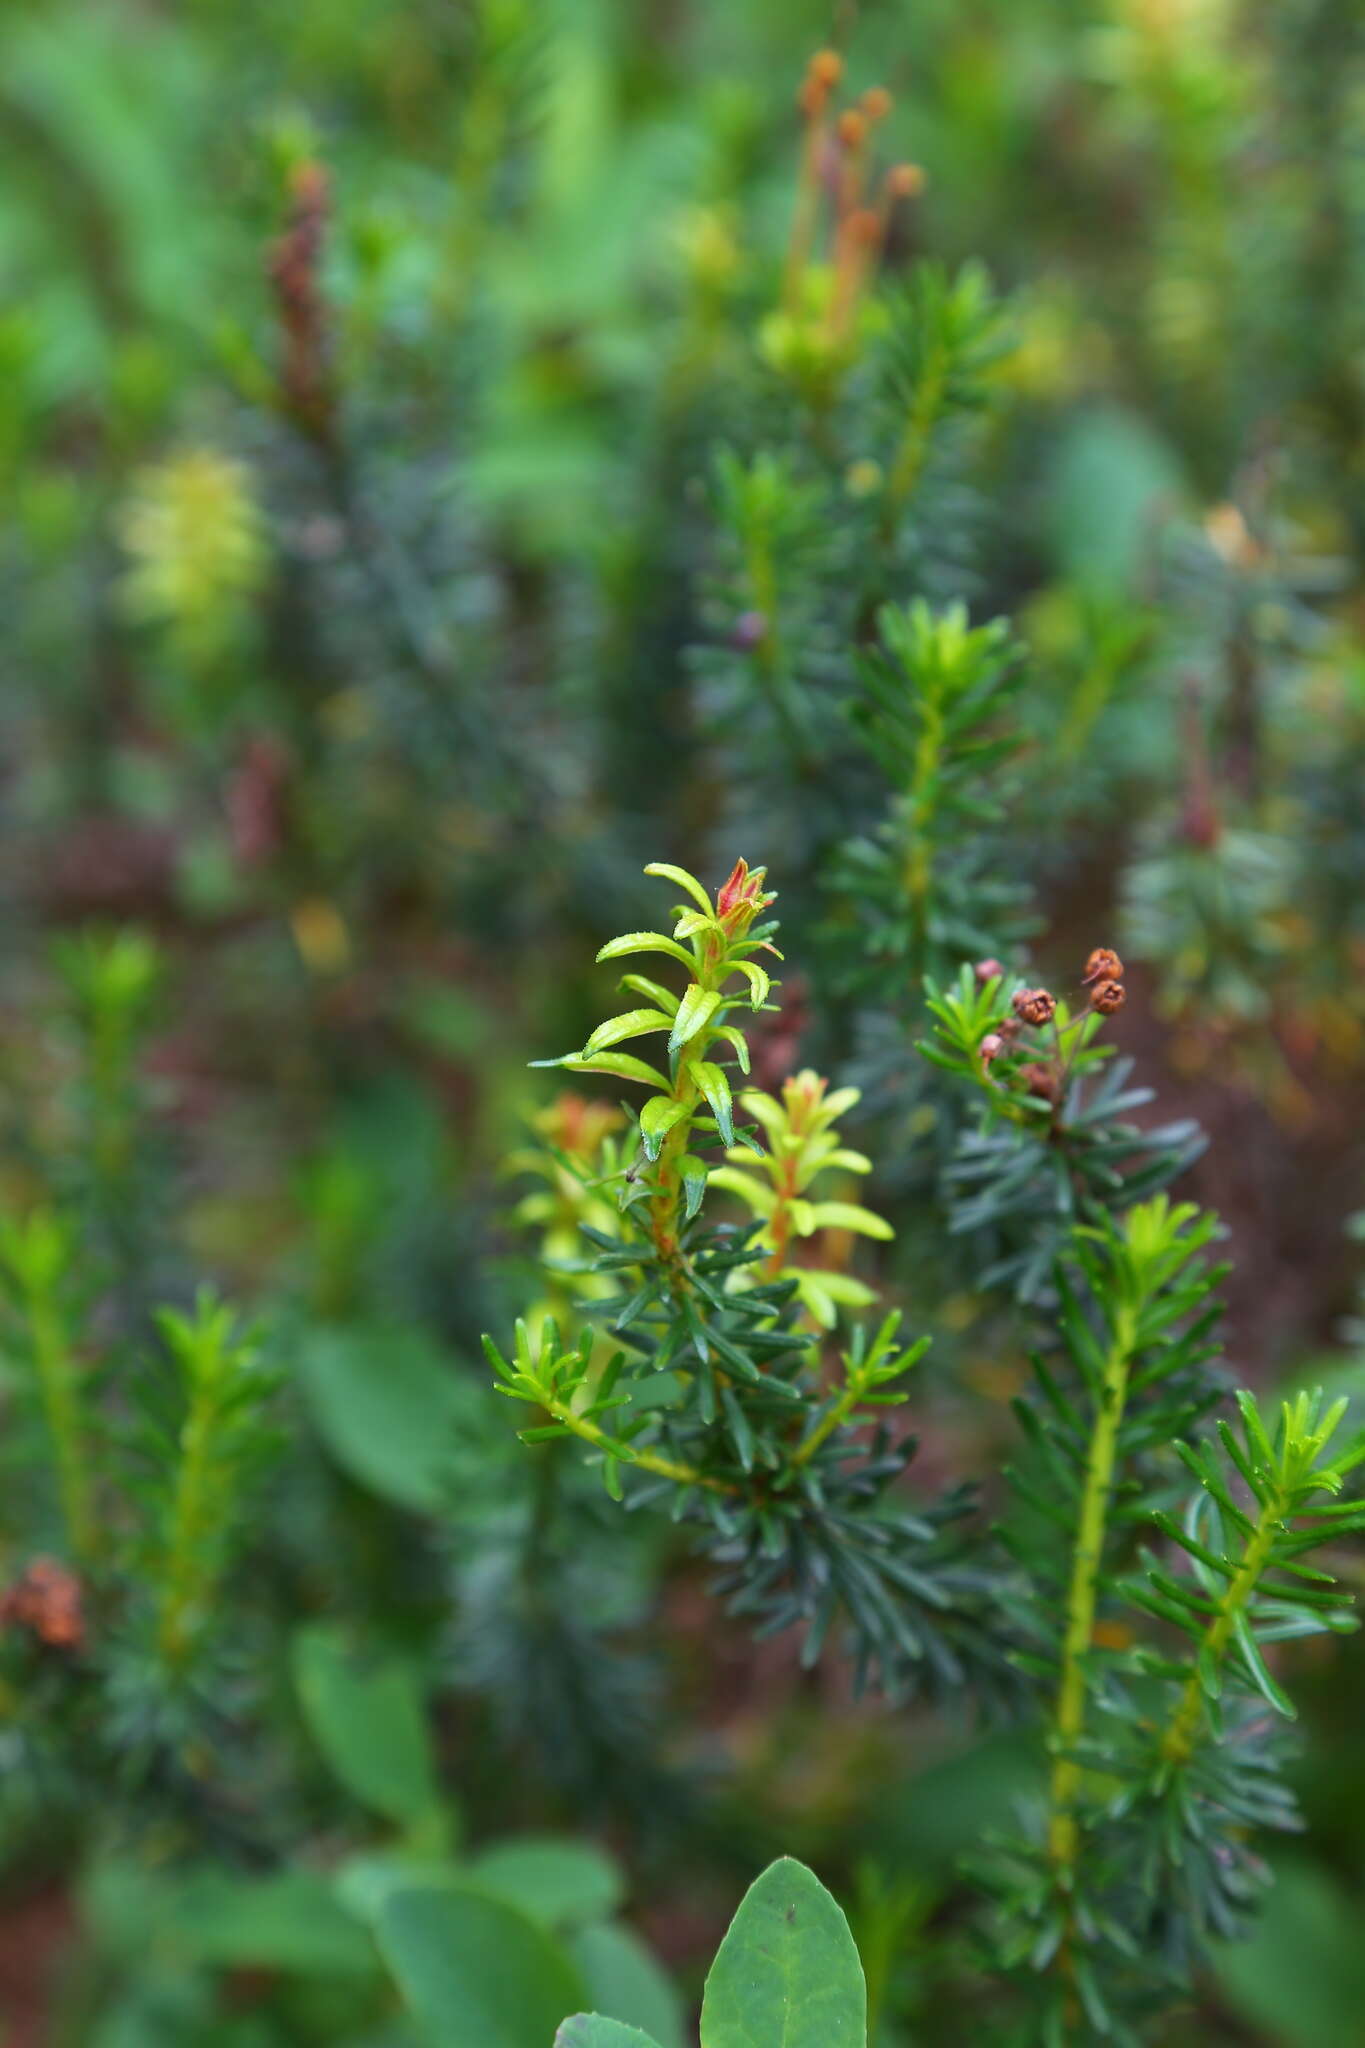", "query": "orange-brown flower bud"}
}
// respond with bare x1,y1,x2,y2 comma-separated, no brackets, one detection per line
1083,946,1124,985
861,86,893,122
886,162,926,200
1012,987,1057,1028
800,50,843,115
0,1558,85,1651
837,109,868,150
715,858,776,935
